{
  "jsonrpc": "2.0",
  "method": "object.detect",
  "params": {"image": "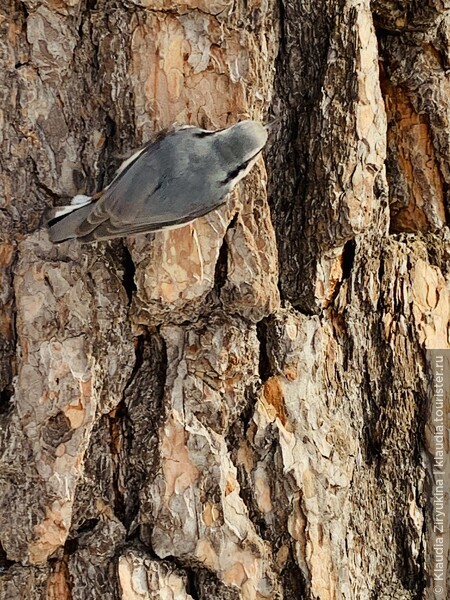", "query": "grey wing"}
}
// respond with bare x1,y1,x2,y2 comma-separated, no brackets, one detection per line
76,133,182,239
106,129,170,187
